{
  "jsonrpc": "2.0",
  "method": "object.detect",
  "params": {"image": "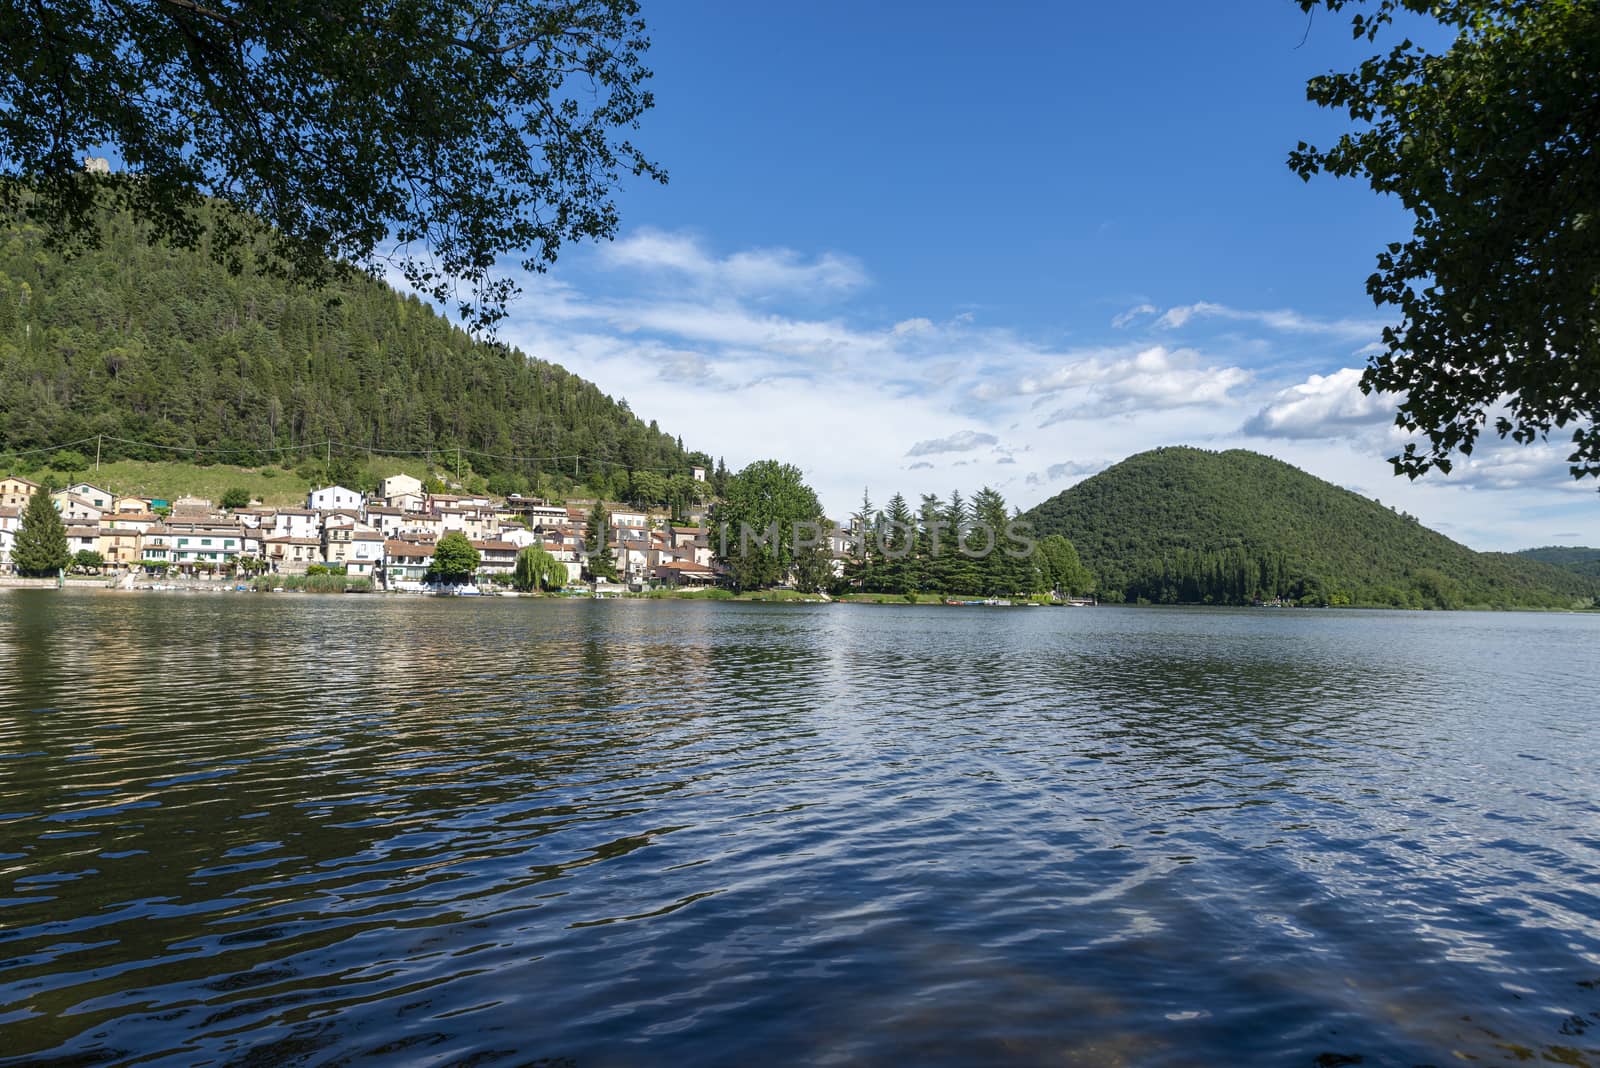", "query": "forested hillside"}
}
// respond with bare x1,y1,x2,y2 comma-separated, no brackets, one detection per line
1513,546,1600,580
0,205,711,503
1022,447,1596,608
